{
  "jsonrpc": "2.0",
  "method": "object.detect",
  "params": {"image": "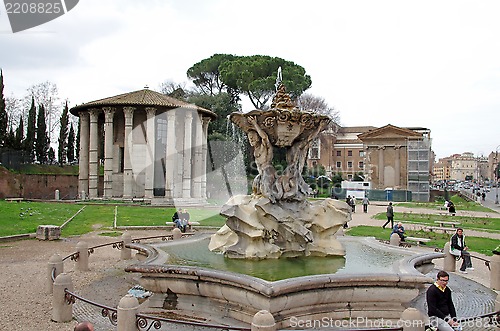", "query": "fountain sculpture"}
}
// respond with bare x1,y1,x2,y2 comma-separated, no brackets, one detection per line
209,80,351,259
